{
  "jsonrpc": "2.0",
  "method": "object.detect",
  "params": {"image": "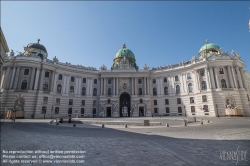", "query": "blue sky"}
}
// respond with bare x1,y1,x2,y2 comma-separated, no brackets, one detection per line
2,1,250,71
